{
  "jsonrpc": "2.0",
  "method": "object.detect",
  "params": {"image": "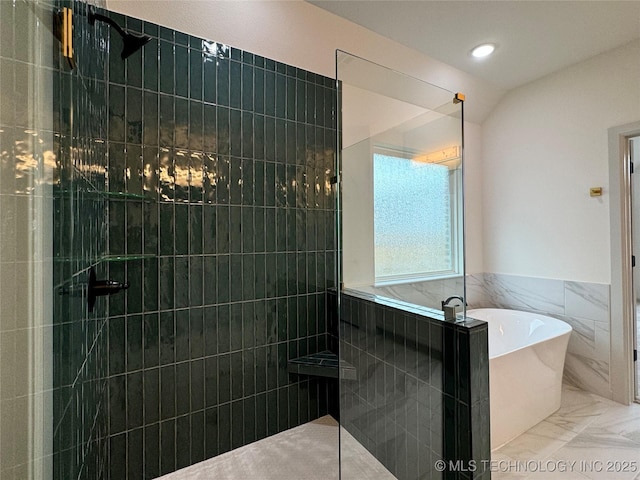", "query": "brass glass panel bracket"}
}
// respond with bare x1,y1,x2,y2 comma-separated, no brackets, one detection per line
53,7,75,69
